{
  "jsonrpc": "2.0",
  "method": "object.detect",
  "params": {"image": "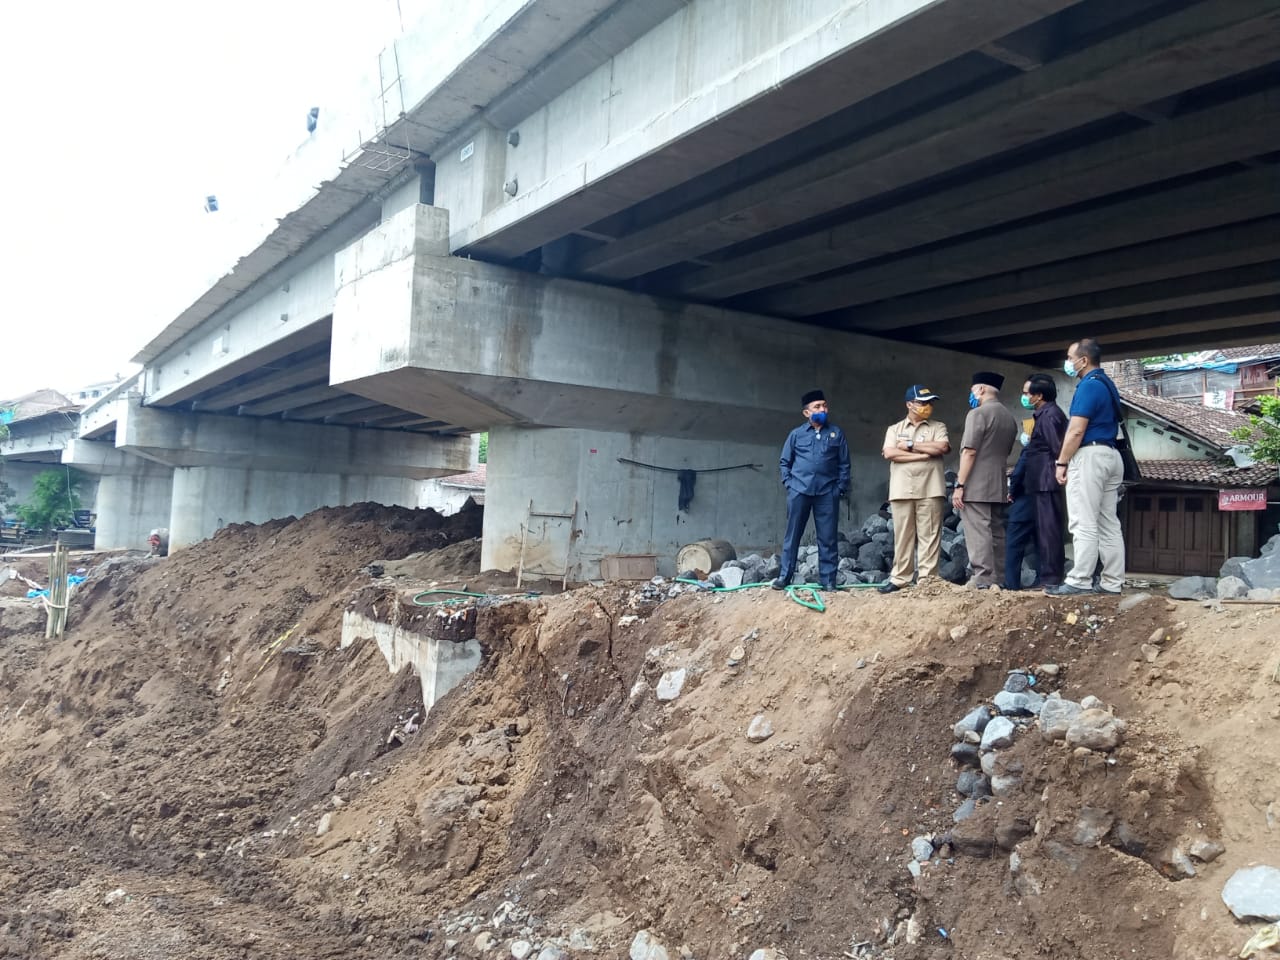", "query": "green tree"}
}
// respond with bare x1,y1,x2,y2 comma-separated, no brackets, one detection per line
17,467,85,532
477,432,488,465
0,421,12,516
1231,395,1280,466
